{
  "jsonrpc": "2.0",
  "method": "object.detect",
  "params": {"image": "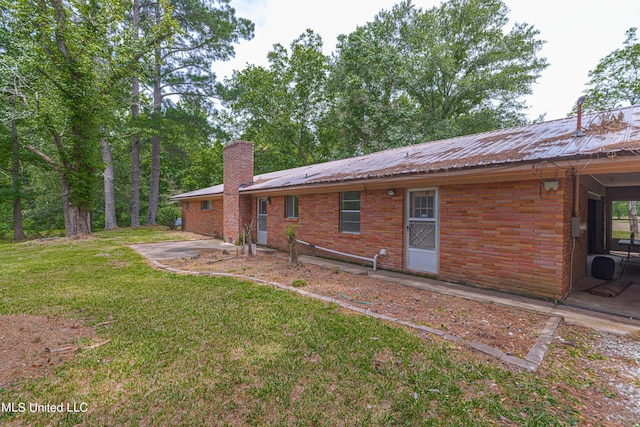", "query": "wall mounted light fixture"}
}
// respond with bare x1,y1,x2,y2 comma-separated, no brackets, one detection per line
386,189,396,196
